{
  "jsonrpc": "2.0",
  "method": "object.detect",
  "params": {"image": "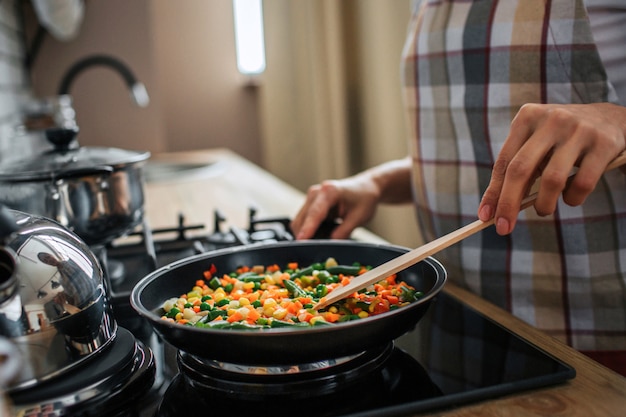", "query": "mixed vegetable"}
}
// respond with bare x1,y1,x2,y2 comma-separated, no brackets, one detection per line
160,257,423,329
